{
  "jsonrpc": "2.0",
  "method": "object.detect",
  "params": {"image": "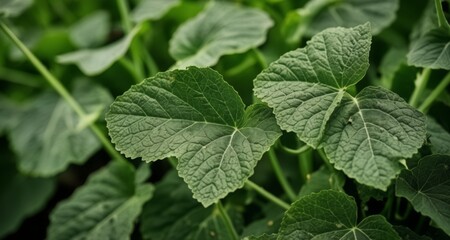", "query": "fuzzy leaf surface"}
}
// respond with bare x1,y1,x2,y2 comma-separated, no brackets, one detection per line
279,190,400,240
106,67,281,207
396,155,450,235
131,0,180,23
47,160,154,240
9,80,112,176
169,1,273,69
